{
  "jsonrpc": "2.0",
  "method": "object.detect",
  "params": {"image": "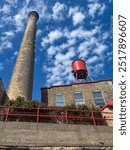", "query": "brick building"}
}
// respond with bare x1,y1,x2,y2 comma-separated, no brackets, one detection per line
0,78,9,105
41,79,113,108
